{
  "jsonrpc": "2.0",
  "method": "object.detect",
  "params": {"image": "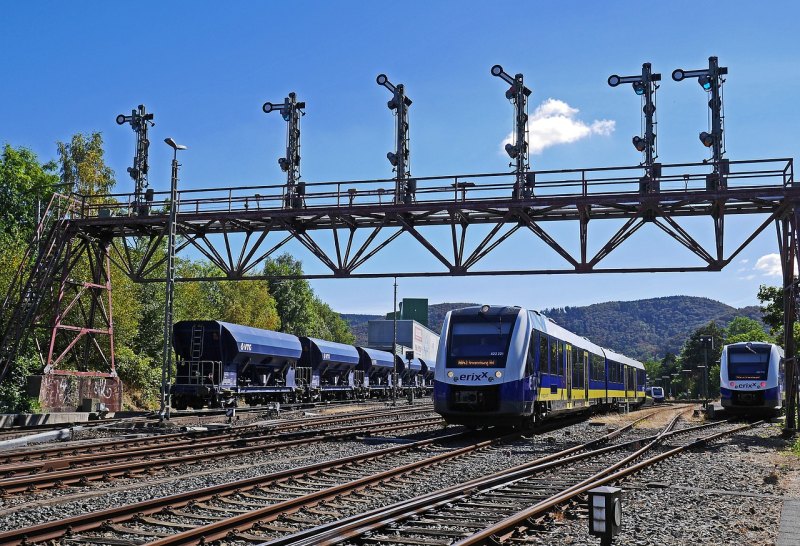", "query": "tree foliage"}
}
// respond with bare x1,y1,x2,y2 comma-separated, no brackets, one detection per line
0,145,58,237
0,136,354,411
57,133,115,198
